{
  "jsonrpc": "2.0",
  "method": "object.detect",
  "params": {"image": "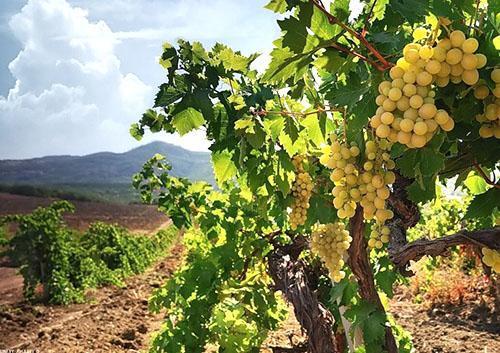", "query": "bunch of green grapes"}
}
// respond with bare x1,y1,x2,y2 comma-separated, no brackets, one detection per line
481,247,500,273
370,28,491,148
290,155,313,230
310,222,352,282
475,69,500,139
368,224,391,249
358,140,395,227
319,134,361,219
